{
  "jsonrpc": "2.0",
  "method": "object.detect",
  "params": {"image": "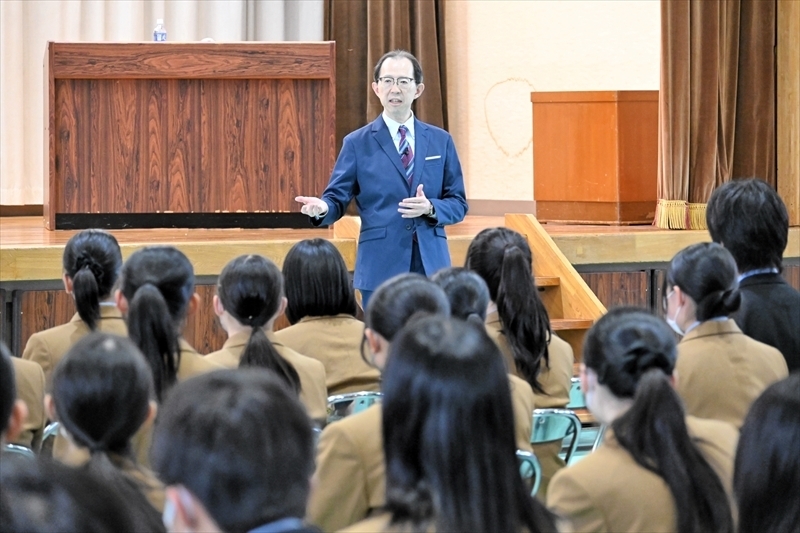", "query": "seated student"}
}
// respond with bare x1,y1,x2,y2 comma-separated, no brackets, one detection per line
431,267,537,455
206,254,328,424
9,352,45,451
1,344,28,449
307,274,450,532
344,316,558,533
115,246,222,466
0,457,143,533
665,242,788,428
466,227,574,495
734,373,800,533
47,333,165,521
706,178,800,372
548,308,736,533
276,239,381,395
23,229,126,384
151,369,319,533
